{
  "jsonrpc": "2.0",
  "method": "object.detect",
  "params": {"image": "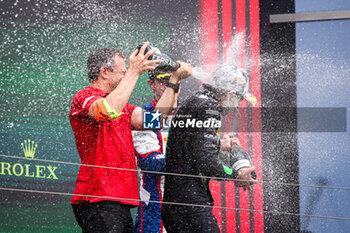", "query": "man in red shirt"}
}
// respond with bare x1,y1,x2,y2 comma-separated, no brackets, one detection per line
70,42,192,233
